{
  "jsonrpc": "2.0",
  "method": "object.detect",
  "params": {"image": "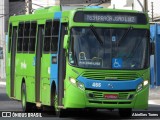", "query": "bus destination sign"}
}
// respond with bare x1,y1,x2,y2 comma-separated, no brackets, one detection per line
74,11,147,24
84,14,137,23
